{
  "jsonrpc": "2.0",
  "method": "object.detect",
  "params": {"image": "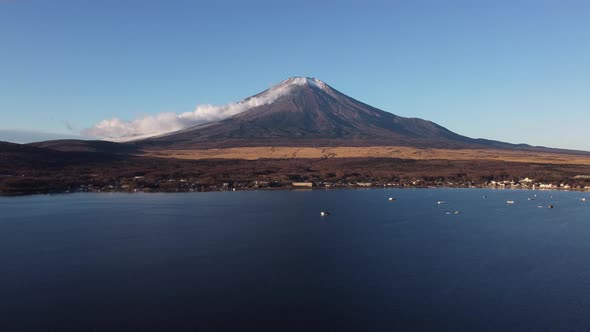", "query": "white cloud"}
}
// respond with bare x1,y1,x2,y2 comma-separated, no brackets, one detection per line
82,79,308,141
